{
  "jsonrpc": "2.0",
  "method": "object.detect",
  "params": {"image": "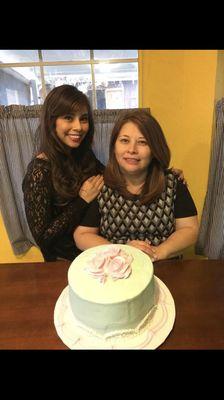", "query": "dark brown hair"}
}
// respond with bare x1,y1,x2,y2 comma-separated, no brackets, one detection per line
104,109,171,204
36,84,101,199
